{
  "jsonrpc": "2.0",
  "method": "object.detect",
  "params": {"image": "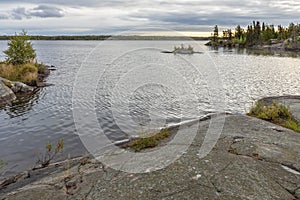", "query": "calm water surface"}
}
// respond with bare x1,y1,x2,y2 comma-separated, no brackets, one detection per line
0,40,299,177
